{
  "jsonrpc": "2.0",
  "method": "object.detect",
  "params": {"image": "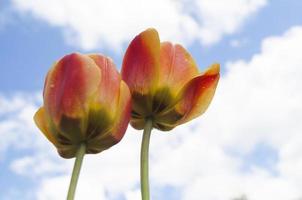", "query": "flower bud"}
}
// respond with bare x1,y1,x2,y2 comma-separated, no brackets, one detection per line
34,53,131,158
122,29,219,131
